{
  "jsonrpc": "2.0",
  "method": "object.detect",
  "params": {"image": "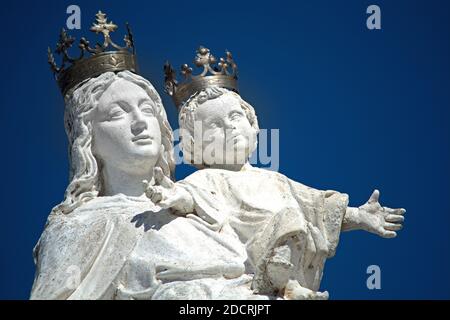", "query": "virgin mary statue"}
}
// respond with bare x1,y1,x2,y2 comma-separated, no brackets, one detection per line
31,13,267,300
